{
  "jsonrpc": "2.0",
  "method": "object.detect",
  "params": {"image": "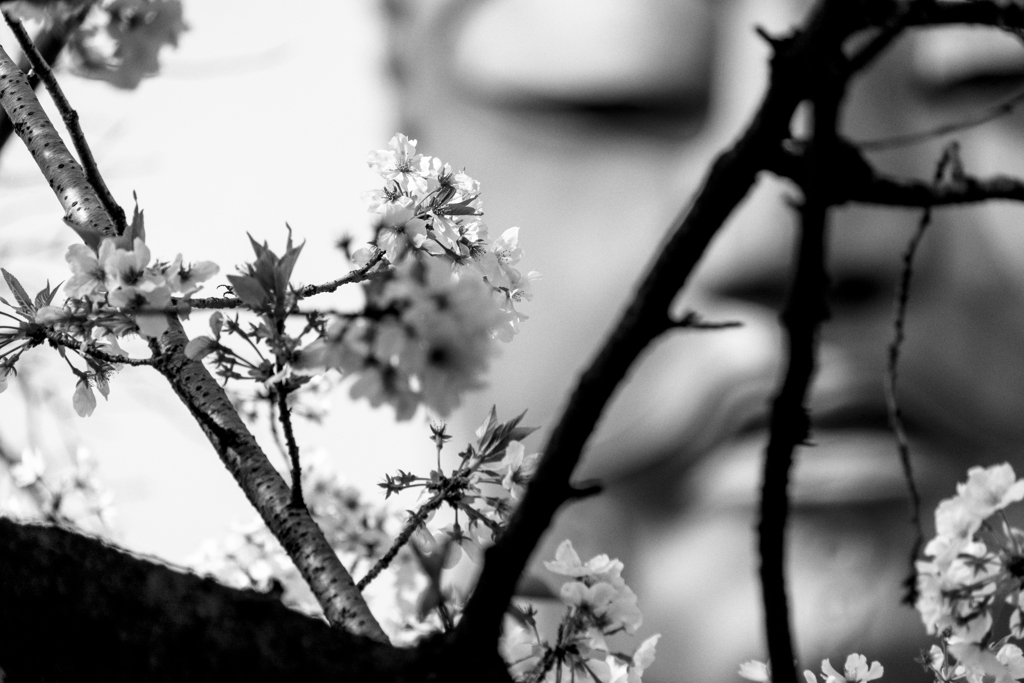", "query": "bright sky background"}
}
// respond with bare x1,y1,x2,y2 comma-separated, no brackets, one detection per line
0,1,438,563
